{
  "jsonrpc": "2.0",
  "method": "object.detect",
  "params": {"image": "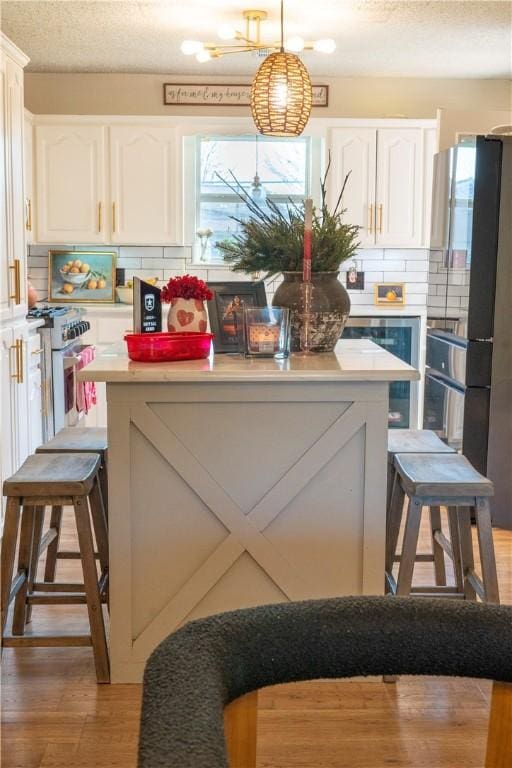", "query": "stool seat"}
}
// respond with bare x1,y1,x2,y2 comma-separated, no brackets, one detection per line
388,429,455,460
394,452,494,498
3,453,101,497
37,427,107,456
